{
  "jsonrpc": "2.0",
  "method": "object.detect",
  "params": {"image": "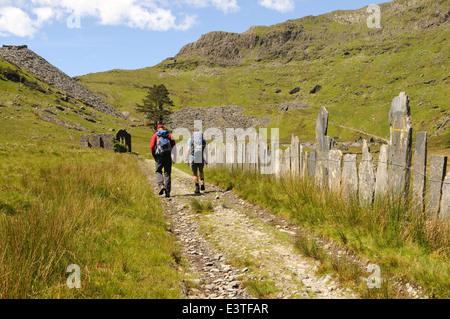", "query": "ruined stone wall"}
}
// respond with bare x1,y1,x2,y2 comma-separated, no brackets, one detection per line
80,131,131,153
116,129,132,153
80,133,115,151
